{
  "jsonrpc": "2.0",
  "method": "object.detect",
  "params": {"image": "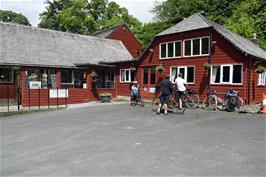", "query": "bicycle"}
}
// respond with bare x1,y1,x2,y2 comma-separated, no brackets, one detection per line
202,89,244,112
130,90,144,107
184,89,200,109
152,91,186,114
